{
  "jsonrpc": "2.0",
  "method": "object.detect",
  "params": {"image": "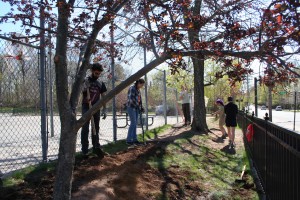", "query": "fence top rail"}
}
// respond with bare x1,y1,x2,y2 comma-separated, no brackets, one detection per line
0,35,40,49
239,111,300,140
